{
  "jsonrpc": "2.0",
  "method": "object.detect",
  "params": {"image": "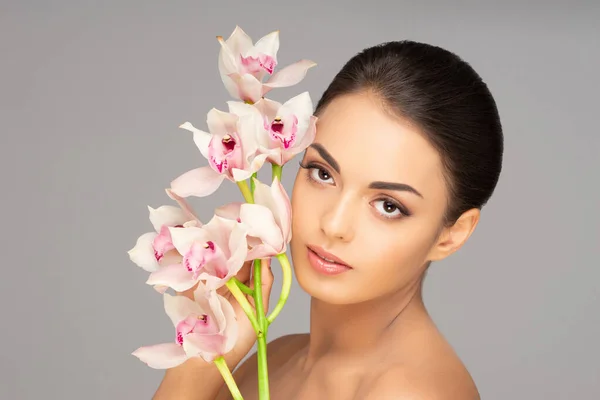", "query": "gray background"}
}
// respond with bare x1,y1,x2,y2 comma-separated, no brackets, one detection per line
1,1,598,399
